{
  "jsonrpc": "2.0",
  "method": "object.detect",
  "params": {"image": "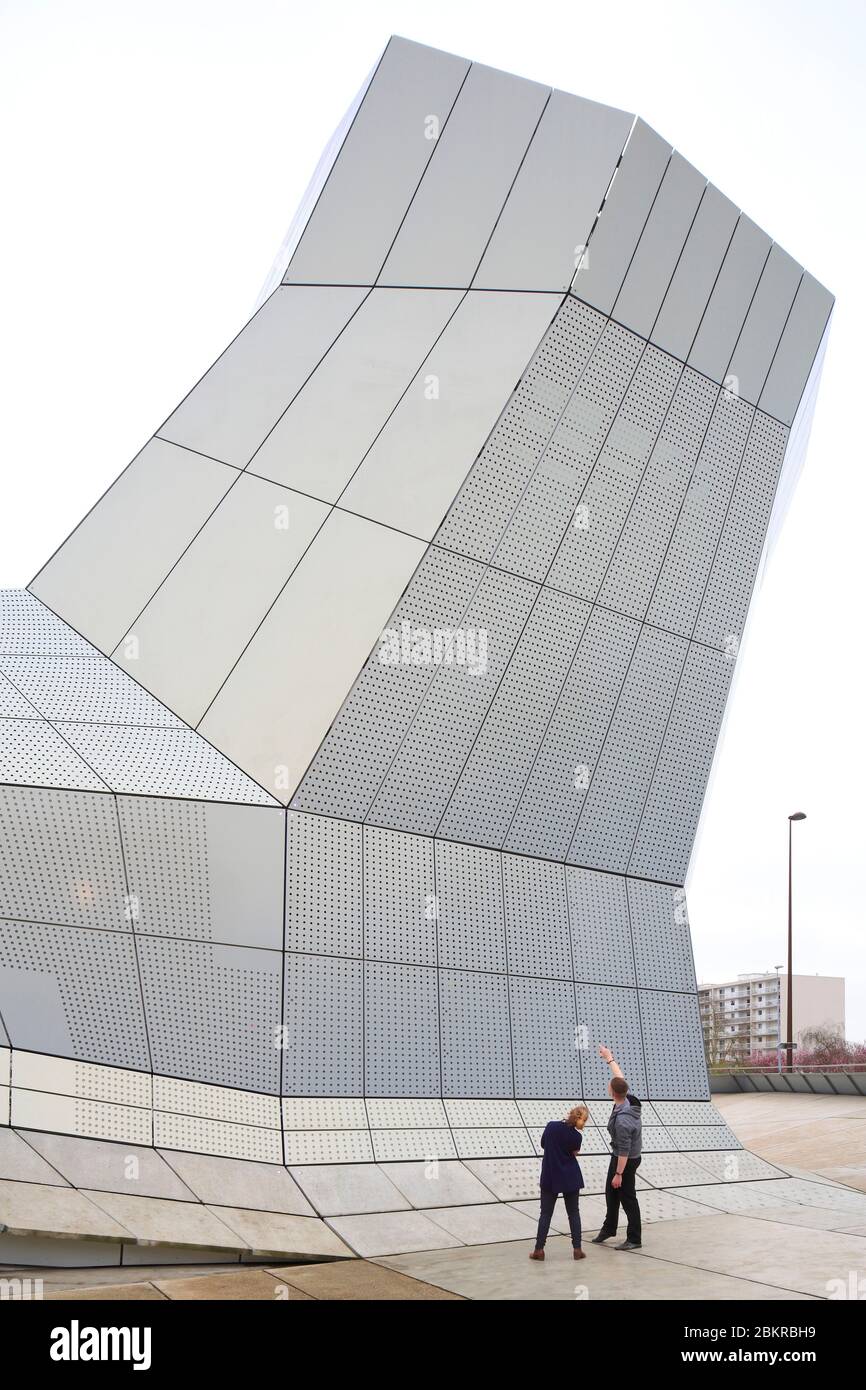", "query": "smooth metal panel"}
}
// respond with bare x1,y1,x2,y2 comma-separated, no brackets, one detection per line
364,826,436,966
29,439,235,655
693,411,788,649
596,369,719,618
629,645,733,882
627,880,695,991
367,567,537,834
378,63,549,288
613,153,706,338
365,962,440,1096
494,320,647,583
435,297,607,564
0,716,107,792
340,291,560,540
138,938,281,1092
567,626,688,873
547,343,681,600
0,786,127,930
502,855,571,980
0,922,149,1069
285,811,362,957
509,976,581,1097
292,549,482,821
474,89,633,292
727,246,802,405
567,868,634,987
650,184,739,361
113,477,329,726
574,982,646,1097
688,216,771,383
283,954,363,1096
118,796,285,949
199,509,424,802
639,990,708,1098
645,393,754,636
440,970,512,1096
250,288,462,496
285,38,469,285
160,286,368,468
438,589,590,846
571,120,672,315
758,272,834,425
435,839,506,972
505,607,640,860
